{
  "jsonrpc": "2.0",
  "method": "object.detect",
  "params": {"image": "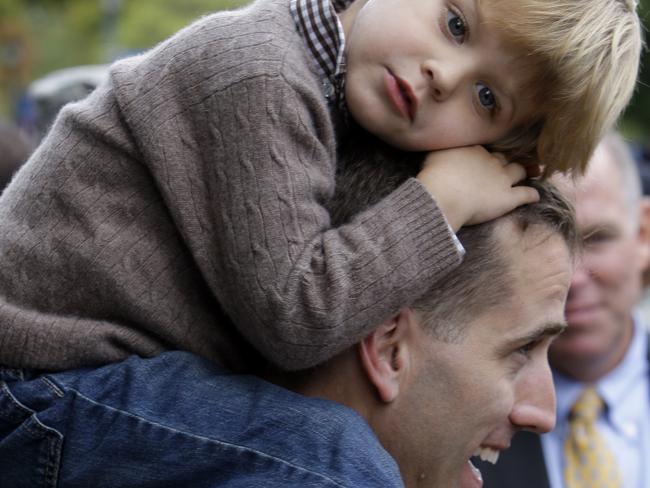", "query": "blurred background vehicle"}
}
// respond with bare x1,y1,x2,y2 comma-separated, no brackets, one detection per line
23,63,108,139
